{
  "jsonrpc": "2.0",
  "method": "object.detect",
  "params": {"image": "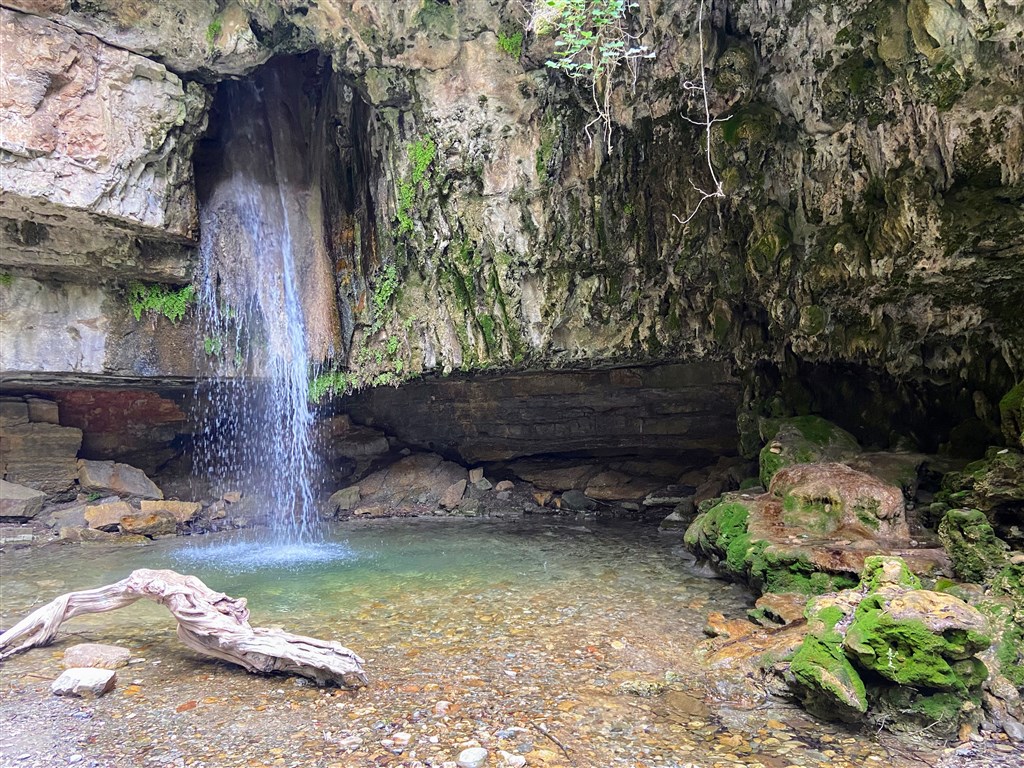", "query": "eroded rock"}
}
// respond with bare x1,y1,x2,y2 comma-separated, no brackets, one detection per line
78,459,163,500
0,480,47,519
